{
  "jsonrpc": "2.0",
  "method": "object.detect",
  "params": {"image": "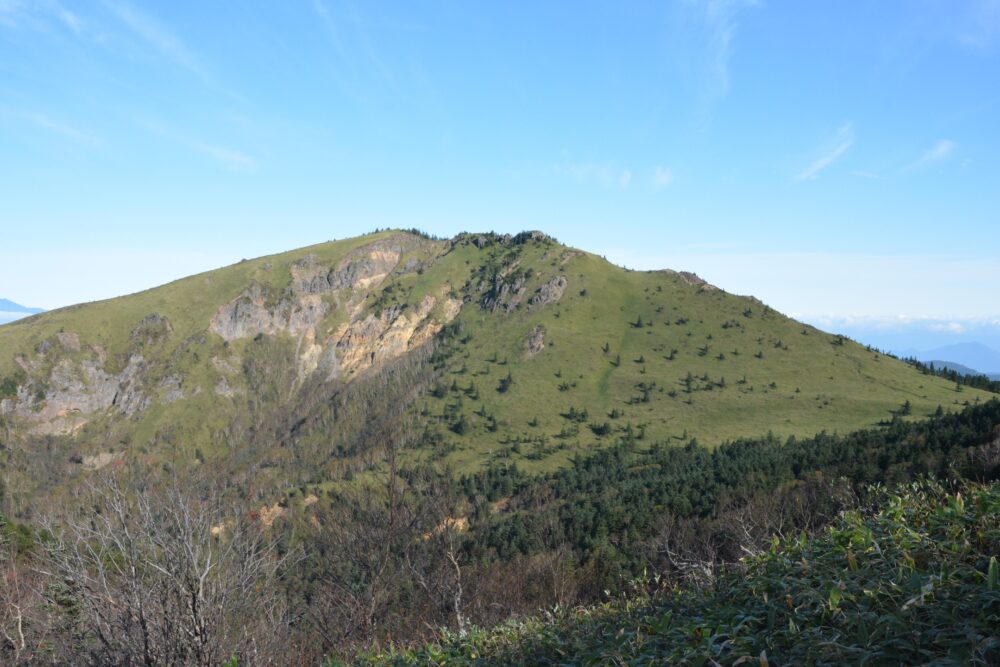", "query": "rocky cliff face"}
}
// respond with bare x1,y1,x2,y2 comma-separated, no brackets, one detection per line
528,276,567,309
2,352,147,435
333,293,461,379
209,236,421,342
0,234,464,437
209,235,463,381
